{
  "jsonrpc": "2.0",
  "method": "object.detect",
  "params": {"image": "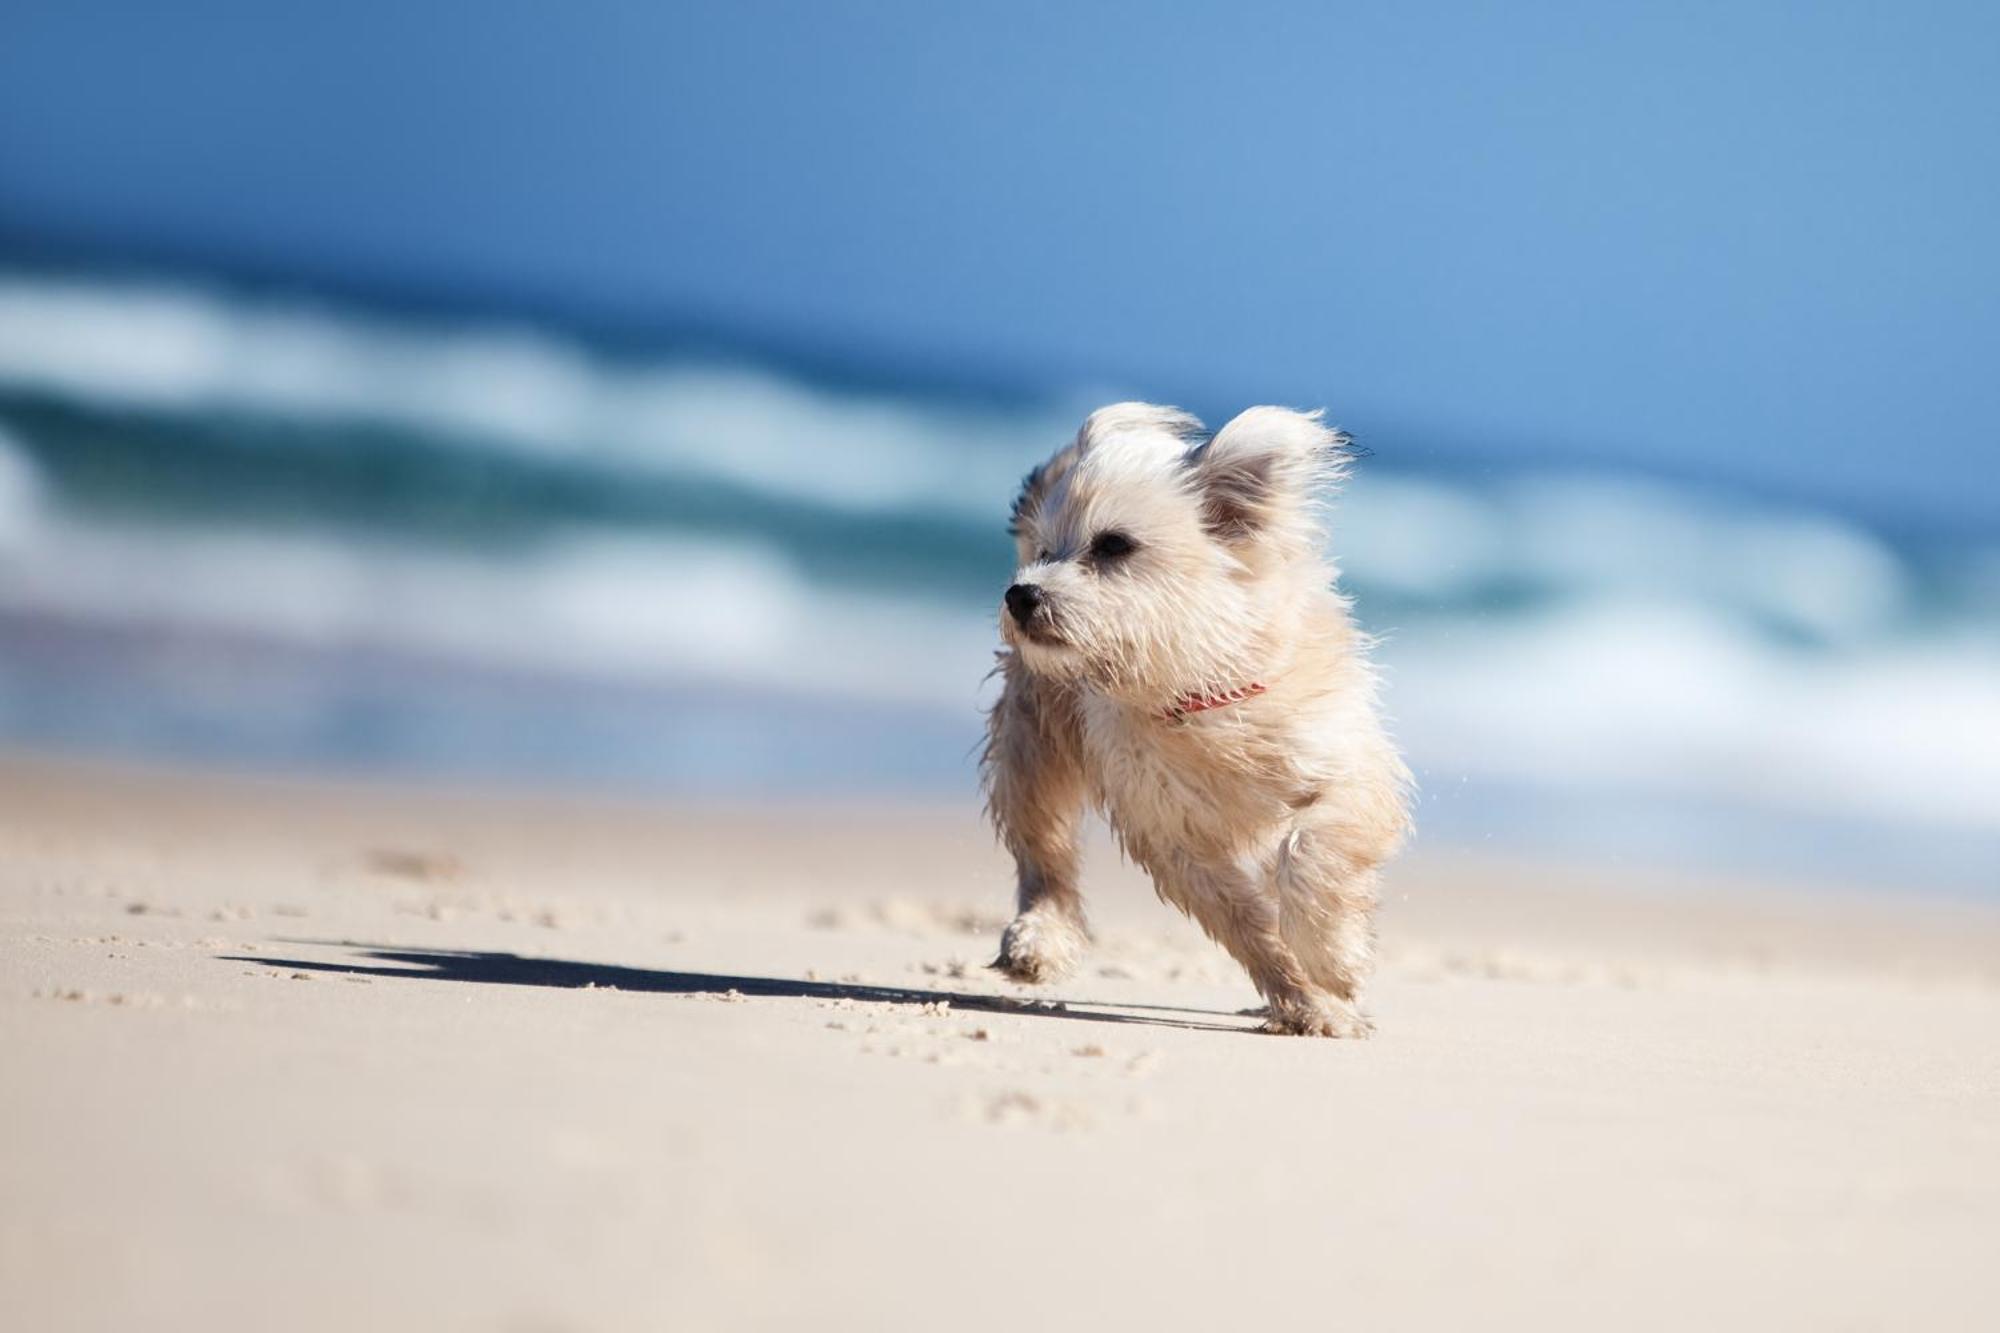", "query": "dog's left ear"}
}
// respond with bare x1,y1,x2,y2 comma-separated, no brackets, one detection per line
1185,407,1353,555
